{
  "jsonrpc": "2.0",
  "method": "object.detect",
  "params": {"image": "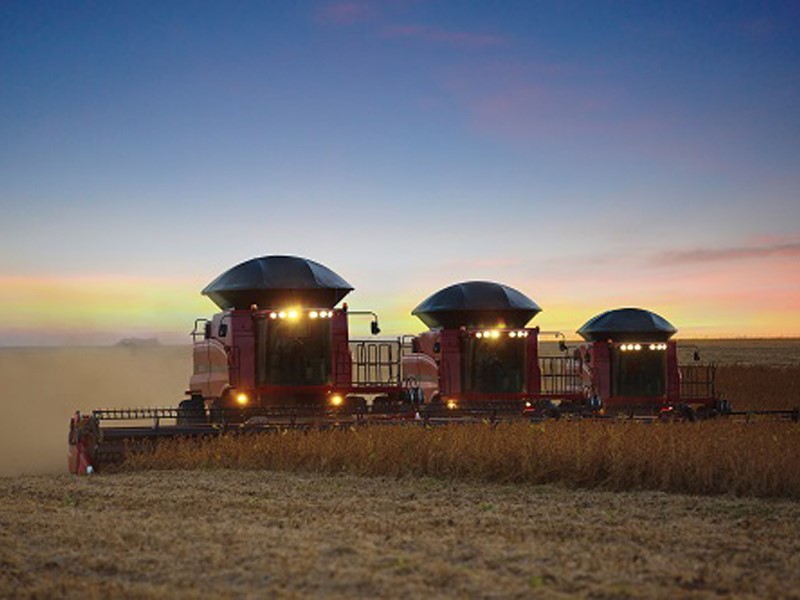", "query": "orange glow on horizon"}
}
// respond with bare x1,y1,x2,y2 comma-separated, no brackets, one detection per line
1,263,799,345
